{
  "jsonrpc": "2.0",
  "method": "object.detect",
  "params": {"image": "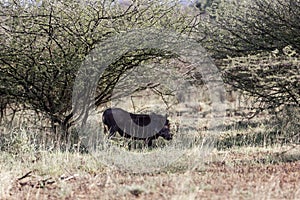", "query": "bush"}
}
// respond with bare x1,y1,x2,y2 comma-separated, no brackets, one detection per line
198,0,300,144
221,46,299,112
